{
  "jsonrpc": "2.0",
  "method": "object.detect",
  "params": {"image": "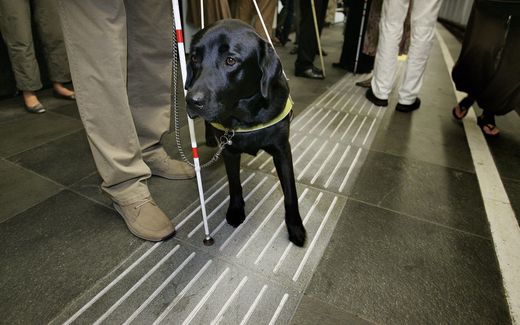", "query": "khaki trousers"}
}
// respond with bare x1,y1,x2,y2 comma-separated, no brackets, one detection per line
57,0,173,205
0,0,70,91
236,0,277,40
